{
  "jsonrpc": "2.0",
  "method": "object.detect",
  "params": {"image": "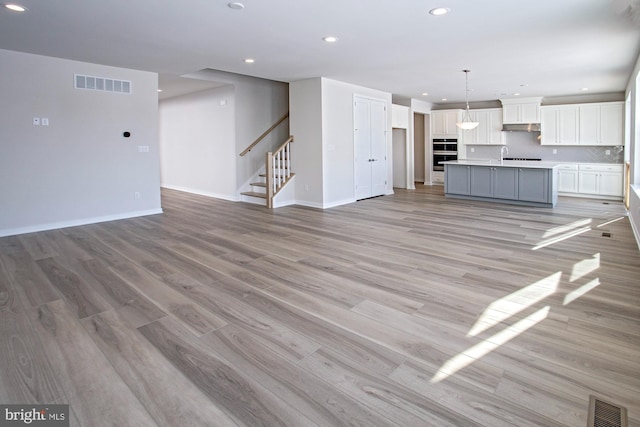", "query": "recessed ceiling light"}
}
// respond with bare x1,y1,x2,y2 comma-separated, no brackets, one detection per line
429,7,450,16
441,98,448,101
421,92,429,96
4,3,27,12
157,89,163,92
228,2,245,10
244,58,255,63
513,93,521,96
323,36,338,43
581,87,589,91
